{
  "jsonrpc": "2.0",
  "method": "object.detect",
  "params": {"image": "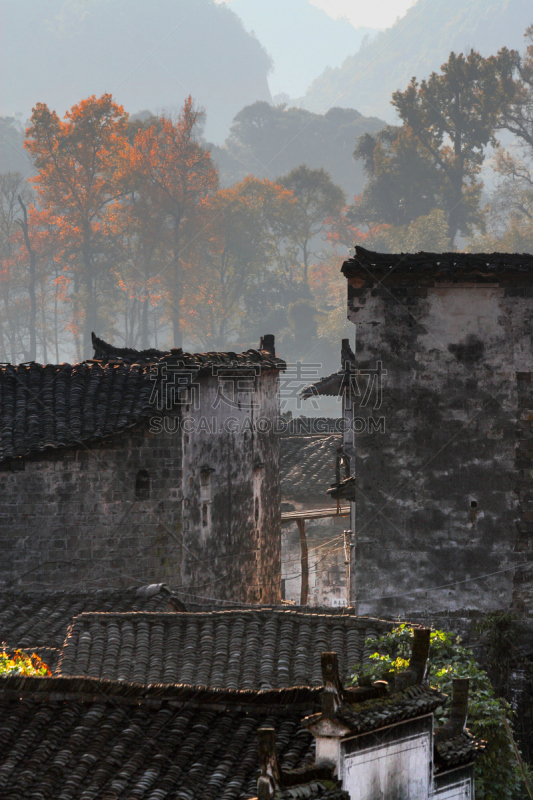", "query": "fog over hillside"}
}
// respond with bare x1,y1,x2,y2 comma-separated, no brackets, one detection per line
223,0,377,98
300,0,533,120
0,0,272,142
